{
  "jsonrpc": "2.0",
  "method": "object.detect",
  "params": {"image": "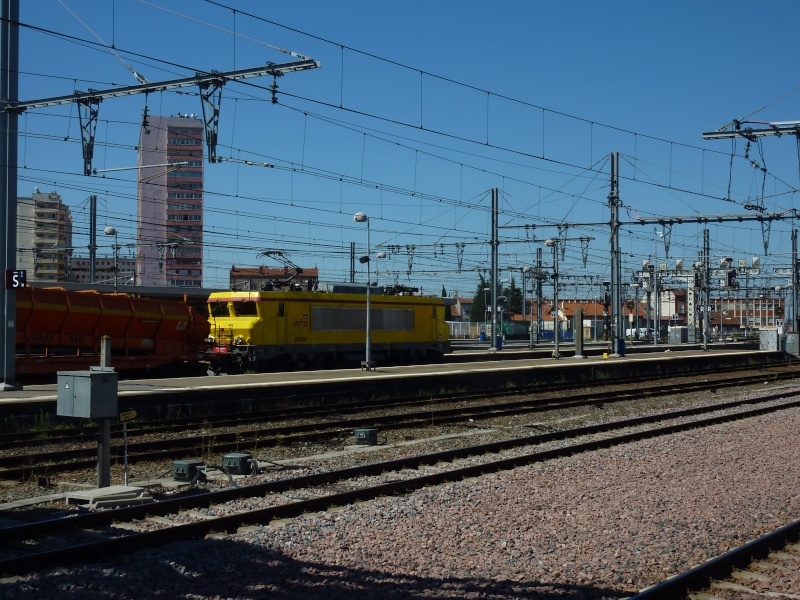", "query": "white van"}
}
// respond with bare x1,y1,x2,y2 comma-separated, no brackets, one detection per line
625,327,652,339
